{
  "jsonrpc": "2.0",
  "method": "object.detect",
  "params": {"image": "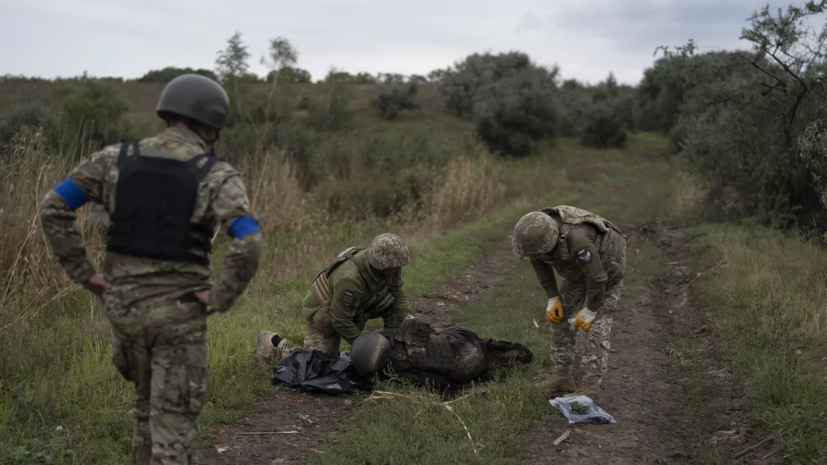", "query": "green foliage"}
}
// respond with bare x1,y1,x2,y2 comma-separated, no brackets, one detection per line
215,31,252,115
638,57,689,132
437,51,540,117
54,75,130,148
296,91,313,110
580,103,628,148
370,83,421,120
137,67,218,83
268,67,312,84
667,1,827,234
0,102,52,146
473,67,560,157
306,81,354,131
